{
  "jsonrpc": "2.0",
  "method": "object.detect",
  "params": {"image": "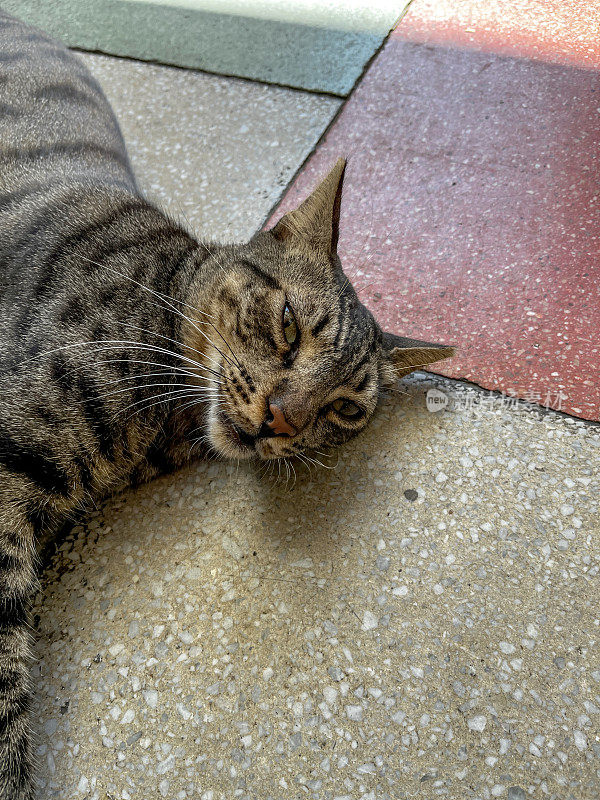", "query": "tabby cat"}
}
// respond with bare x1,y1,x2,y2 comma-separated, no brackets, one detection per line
0,11,453,799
